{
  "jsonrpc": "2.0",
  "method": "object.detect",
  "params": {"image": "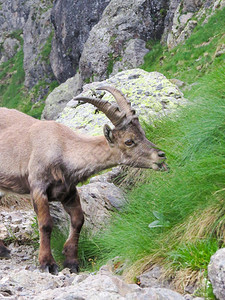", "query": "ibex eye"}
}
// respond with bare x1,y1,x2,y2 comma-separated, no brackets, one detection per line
125,140,134,146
